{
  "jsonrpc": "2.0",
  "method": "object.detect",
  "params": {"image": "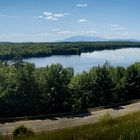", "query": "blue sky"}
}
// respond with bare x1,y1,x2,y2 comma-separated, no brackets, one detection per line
0,0,140,42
